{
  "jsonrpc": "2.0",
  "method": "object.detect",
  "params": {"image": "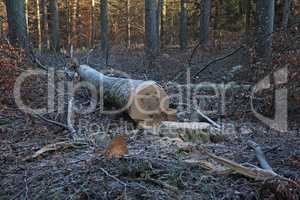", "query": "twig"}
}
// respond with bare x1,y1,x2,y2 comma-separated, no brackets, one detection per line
178,103,221,129
33,113,69,129
198,147,300,187
200,147,278,180
100,167,128,200
193,46,244,79
173,21,300,82
247,140,274,172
